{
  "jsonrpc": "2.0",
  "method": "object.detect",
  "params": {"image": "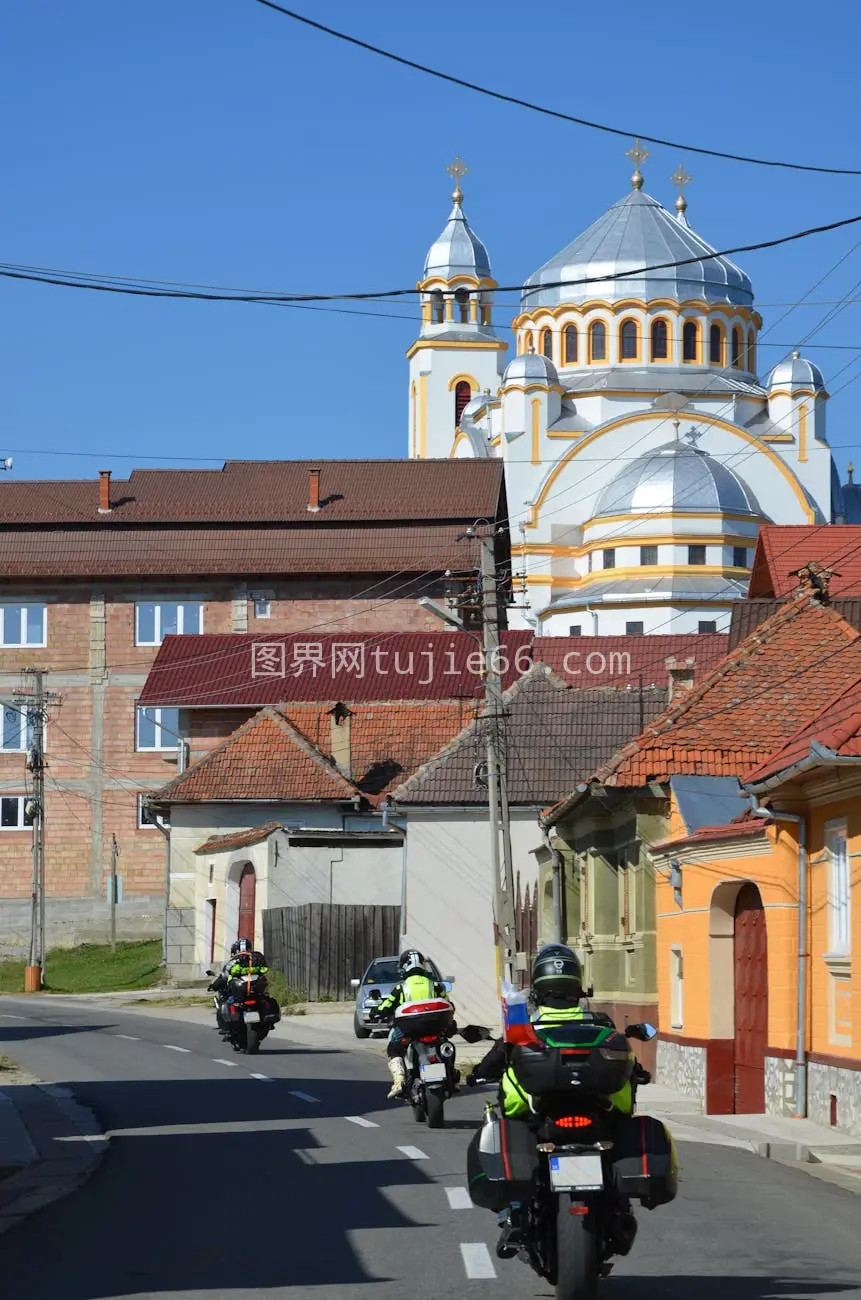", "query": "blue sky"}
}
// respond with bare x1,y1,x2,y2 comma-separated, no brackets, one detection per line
3,0,861,481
